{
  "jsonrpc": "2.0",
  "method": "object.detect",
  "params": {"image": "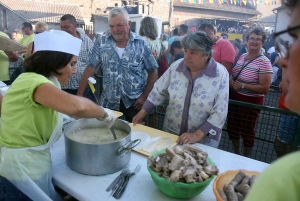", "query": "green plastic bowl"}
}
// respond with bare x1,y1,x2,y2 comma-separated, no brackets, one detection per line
147,148,215,199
